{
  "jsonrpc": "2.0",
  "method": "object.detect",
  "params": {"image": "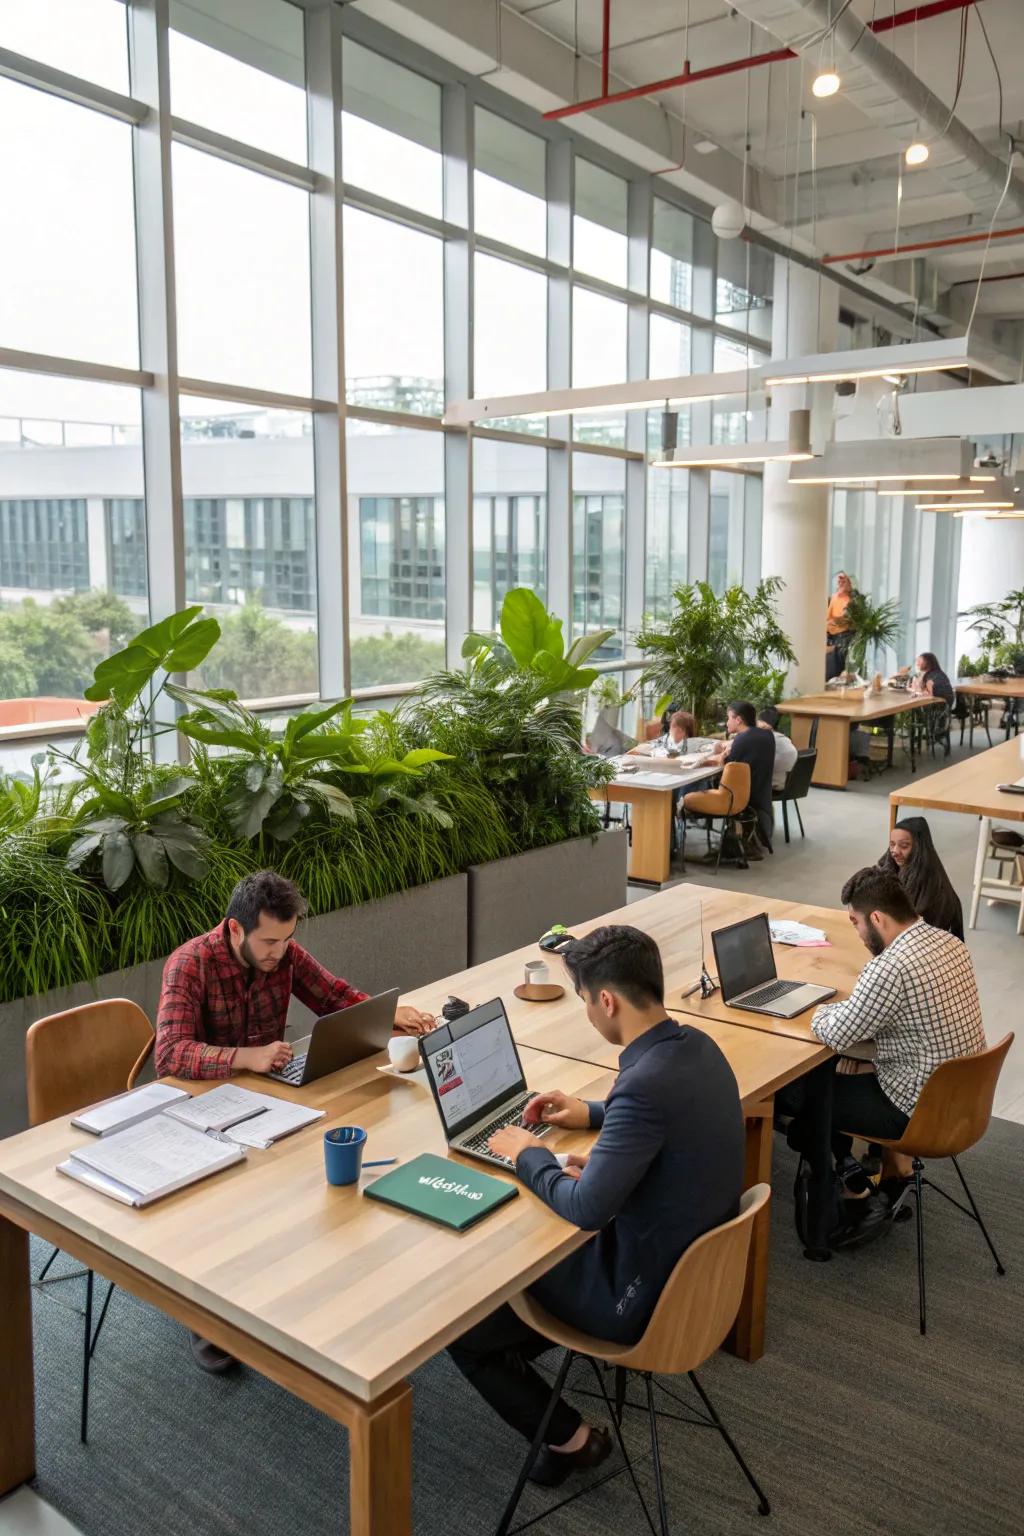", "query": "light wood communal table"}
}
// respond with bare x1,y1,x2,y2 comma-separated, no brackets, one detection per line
782,688,941,789
888,733,1024,929
955,676,1024,738
402,882,831,1362
588,756,720,884
0,1046,615,1536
